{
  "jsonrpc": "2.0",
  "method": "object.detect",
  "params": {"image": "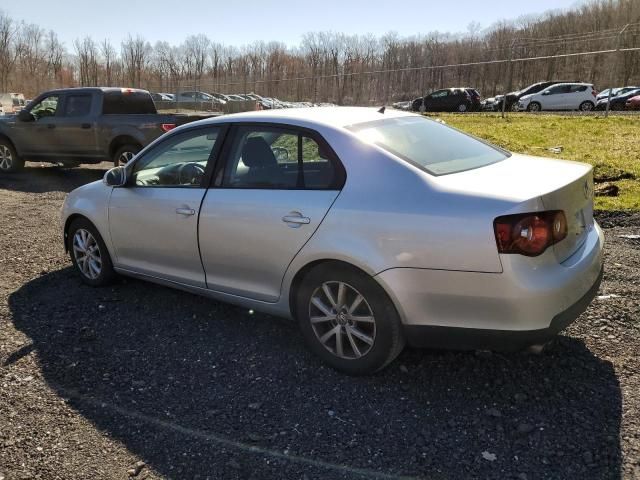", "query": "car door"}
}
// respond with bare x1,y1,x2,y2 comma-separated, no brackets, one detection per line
198,124,345,302
545,85,571,110
108,125,225,287
11,94,63,156
55,93,99,157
